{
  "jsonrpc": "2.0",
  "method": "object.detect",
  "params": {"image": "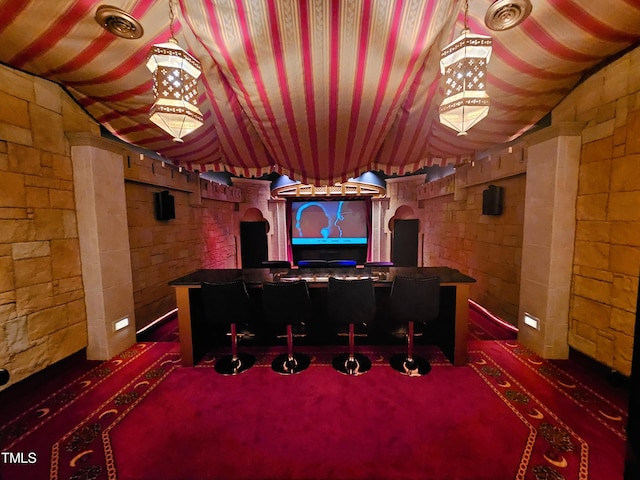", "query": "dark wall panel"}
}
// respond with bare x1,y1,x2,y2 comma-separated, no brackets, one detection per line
392,219,419,267
240,221,268,268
